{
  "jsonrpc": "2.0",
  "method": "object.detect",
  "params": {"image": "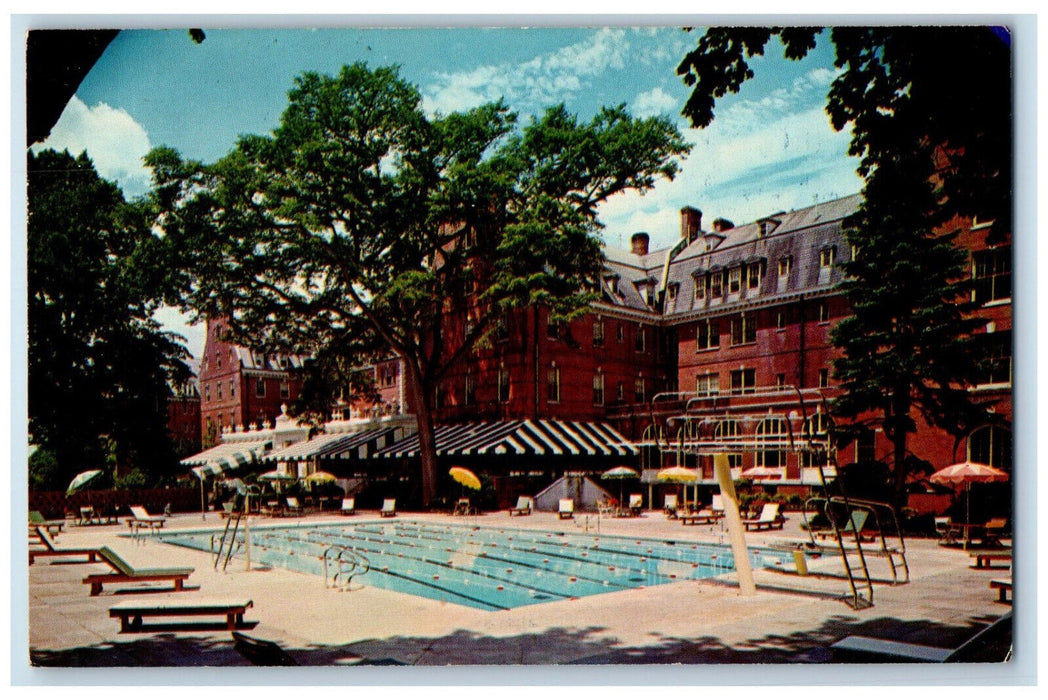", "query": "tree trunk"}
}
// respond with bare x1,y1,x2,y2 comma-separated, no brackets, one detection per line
403,358,439,506
890,392,911,513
